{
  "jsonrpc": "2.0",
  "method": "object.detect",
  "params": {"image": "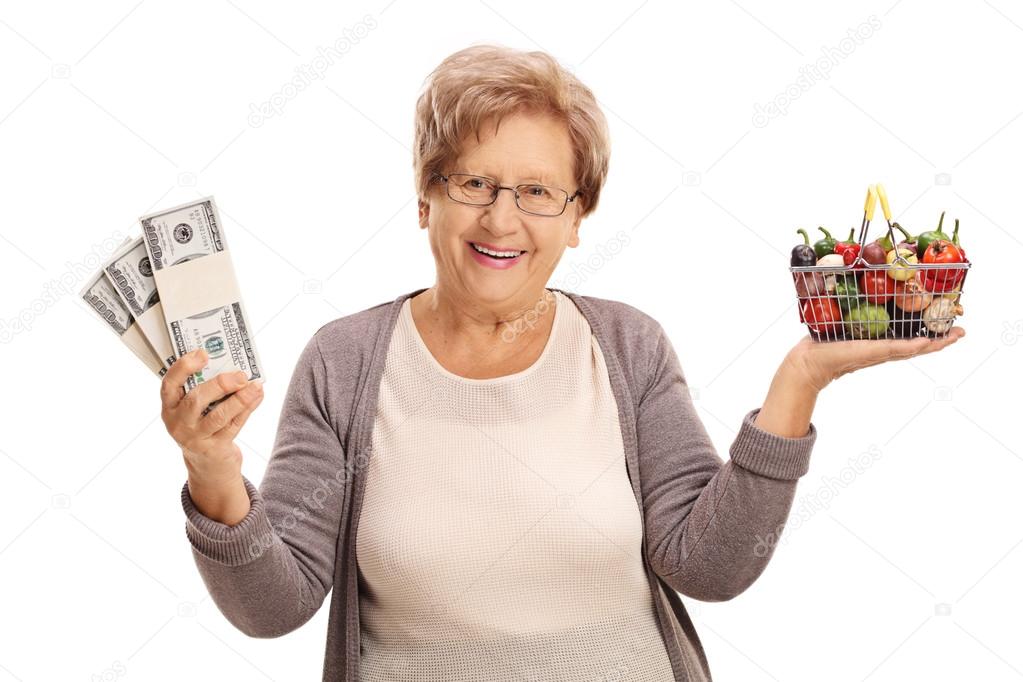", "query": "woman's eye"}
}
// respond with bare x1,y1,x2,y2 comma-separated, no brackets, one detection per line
528,186,548,197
